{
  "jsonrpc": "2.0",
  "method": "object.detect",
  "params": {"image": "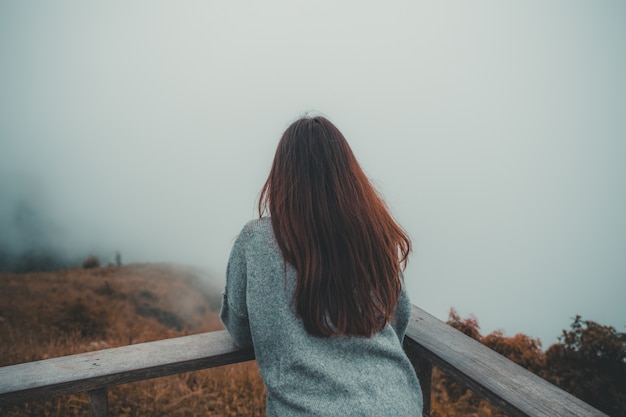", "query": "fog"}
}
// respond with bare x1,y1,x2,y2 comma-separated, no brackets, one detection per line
1,1,625,346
